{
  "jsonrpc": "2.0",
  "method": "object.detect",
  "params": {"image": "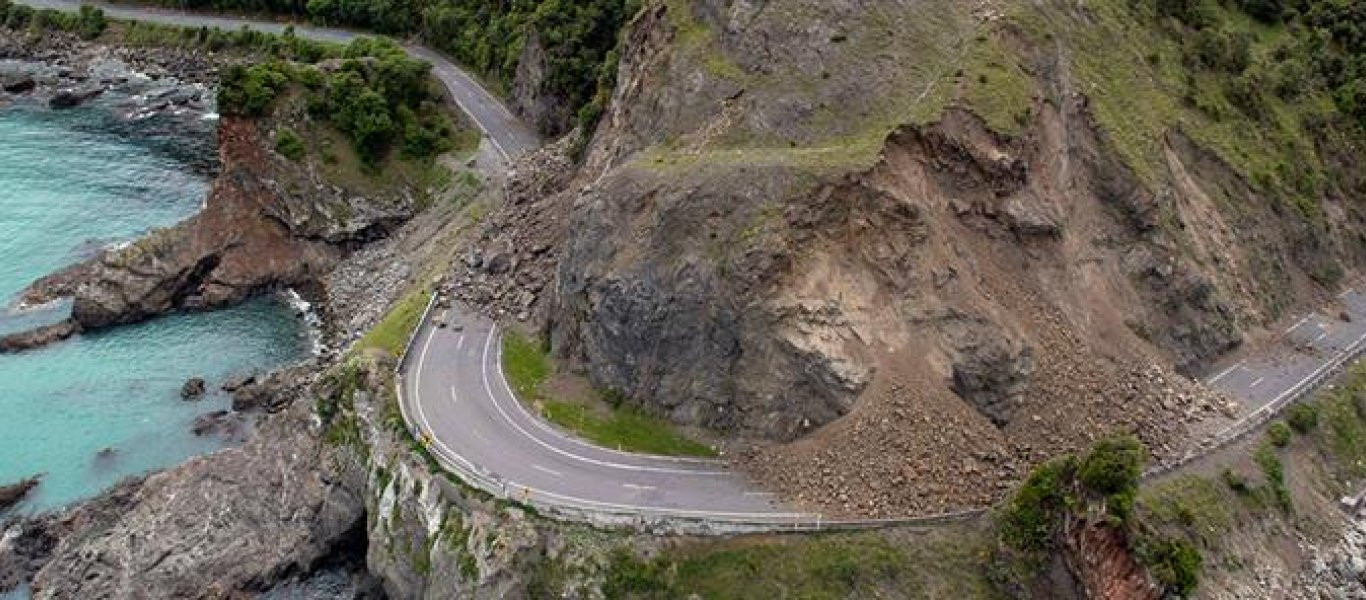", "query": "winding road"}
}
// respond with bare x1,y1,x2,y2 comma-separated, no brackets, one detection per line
17,0,540,162
22,0,1366,526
